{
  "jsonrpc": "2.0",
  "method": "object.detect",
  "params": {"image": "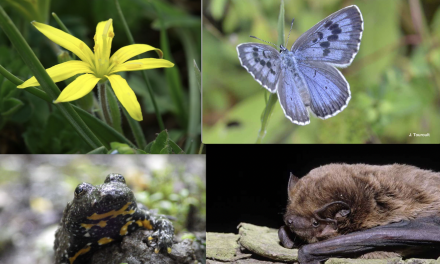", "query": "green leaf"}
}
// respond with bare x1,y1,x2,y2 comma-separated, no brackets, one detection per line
159,146,170,154
150,130,168,154
168,138,185,154
147,129,185,154
87,146,107,154
108,142,136,154
1,98,24,116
